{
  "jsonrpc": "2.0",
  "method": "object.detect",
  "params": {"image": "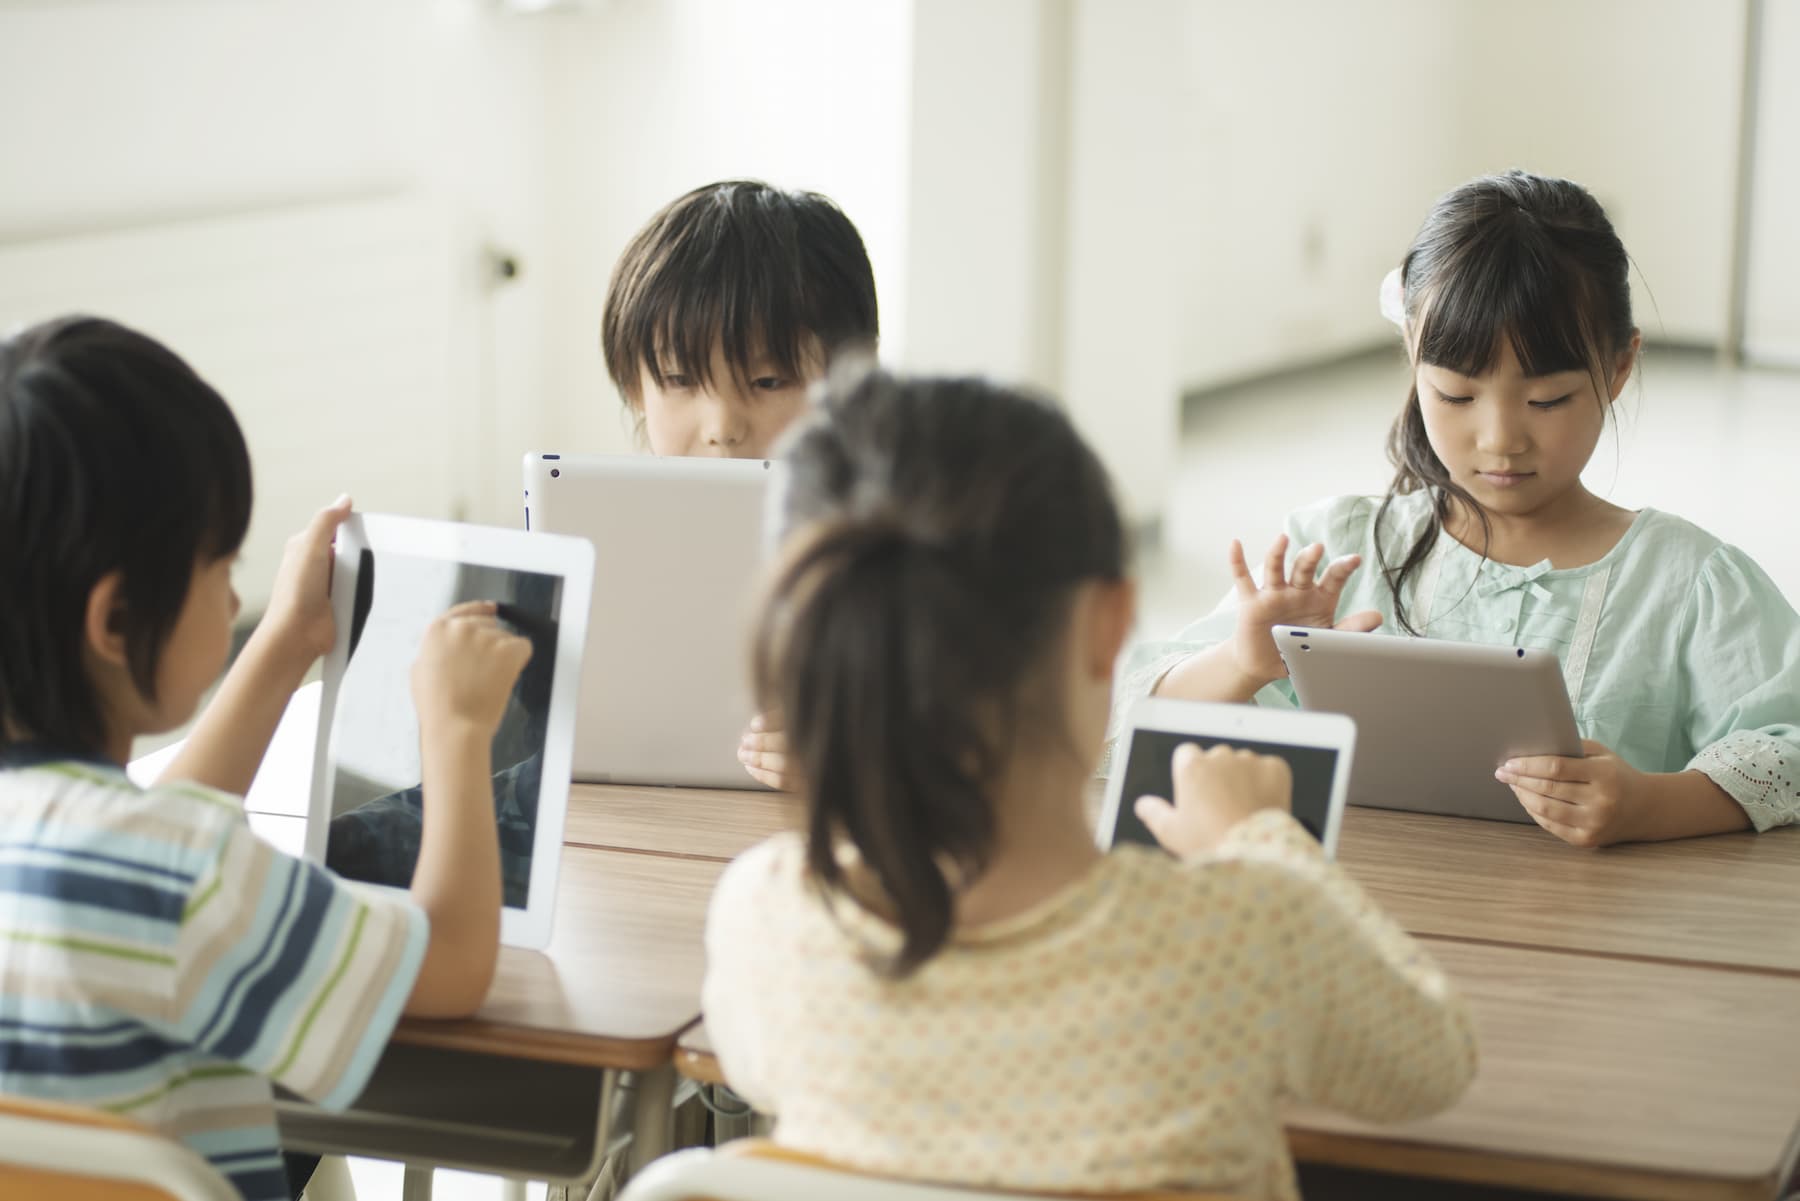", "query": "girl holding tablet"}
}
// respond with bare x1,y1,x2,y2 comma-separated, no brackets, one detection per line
703,368,1474,1200
1125,170,1800,847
